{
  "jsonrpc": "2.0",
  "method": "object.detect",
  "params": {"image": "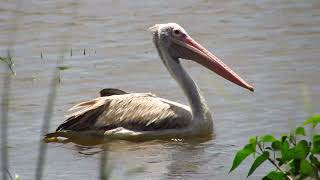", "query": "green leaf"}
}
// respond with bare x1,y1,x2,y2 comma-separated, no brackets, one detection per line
309,154,320,169
312,135,320,154
288,159,300,175
300,159,316,177
249,136,257,157
262,171,286,180
247,151,269,177
57,66,71,71
291,140,310,160
280,141,290,161
276,157,285,166
281,135,288,143
295,126,305,136
249,136,257,145
289,134,296,145
303,114,320,128
259,135,277,143
286,148,297,161
285,140,310,160
229,144,255,173
271,140,281,151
